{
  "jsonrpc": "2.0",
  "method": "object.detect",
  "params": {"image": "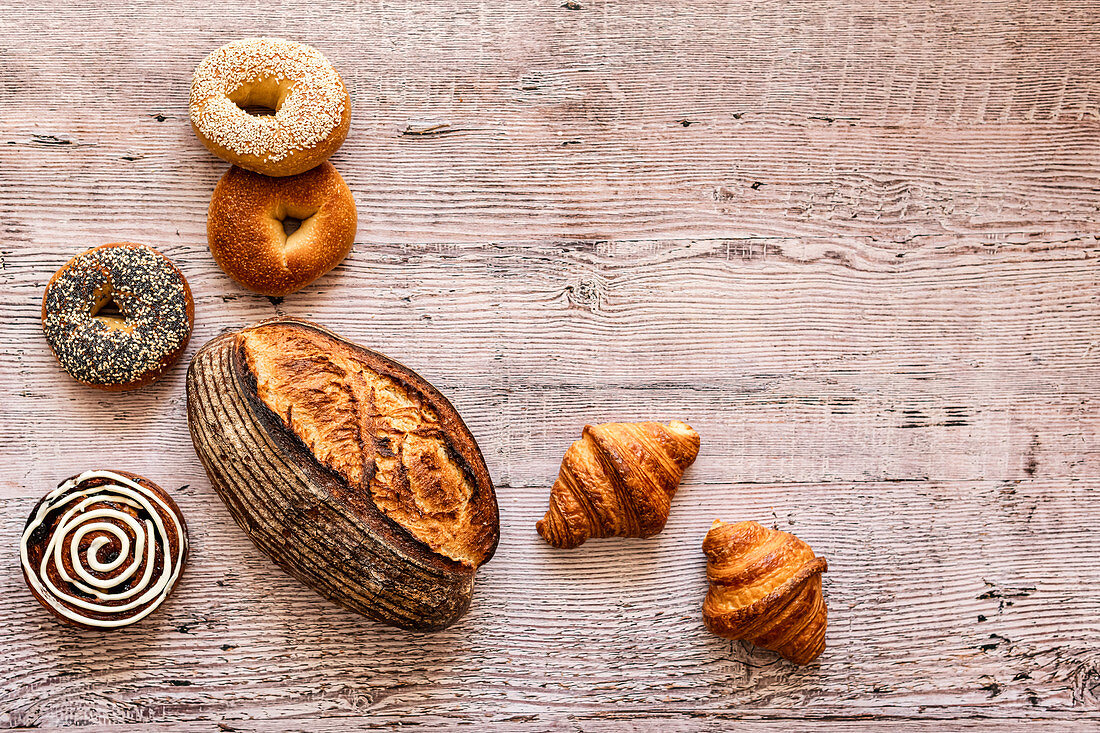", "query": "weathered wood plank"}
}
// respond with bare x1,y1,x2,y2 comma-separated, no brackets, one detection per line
3,114,1098,245
7,717,1100,733
1,240,1097,495
2,3,1100,246
2,478,1099,726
